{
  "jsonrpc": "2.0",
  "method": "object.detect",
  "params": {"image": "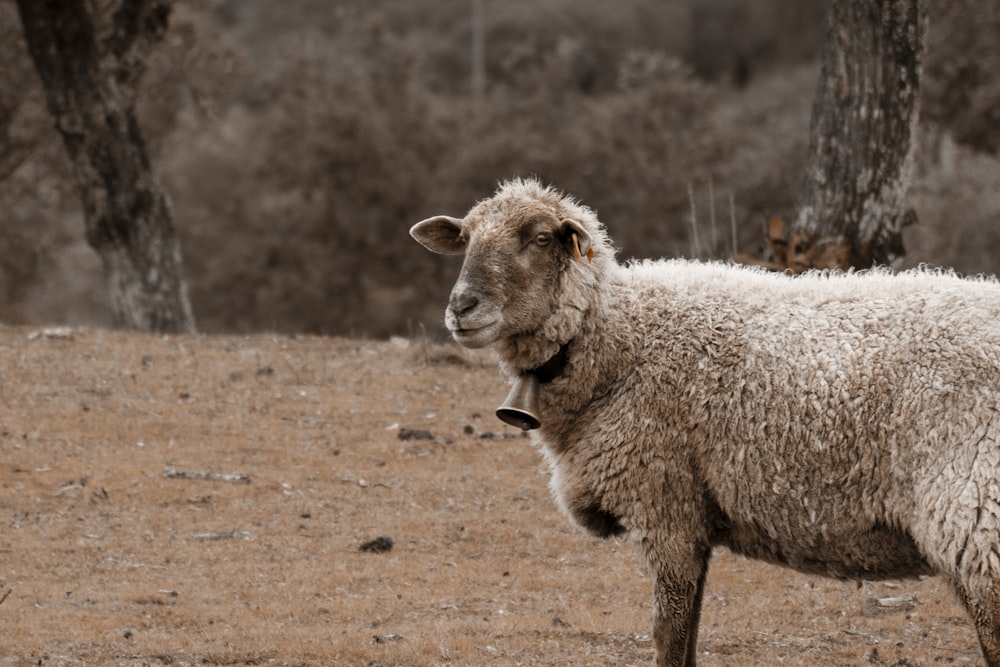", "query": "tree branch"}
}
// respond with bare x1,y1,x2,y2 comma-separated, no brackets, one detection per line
15,0,99,126
105,0,172,96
